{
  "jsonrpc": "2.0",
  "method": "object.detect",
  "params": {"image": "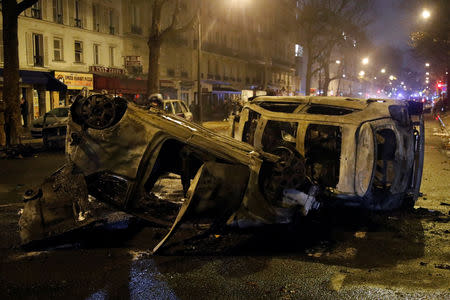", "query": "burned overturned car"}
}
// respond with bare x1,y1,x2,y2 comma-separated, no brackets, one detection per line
230,96,424,210
18,94,424,252
19,94,320,252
